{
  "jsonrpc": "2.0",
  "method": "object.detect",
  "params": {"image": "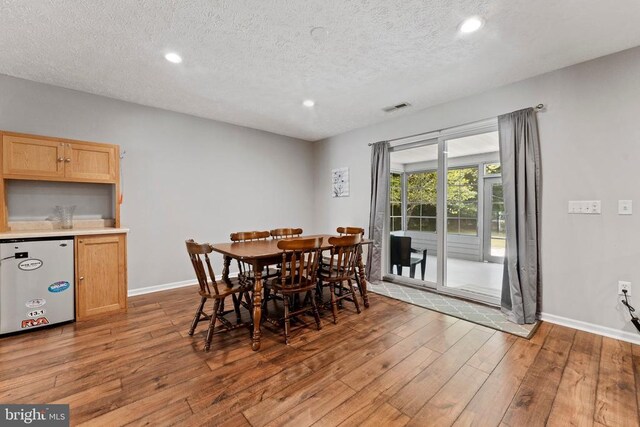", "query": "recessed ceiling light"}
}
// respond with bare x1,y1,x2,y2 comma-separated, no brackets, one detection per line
310,26,328,41
459,17,484,34
302,99,315,108
164,52,182,64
